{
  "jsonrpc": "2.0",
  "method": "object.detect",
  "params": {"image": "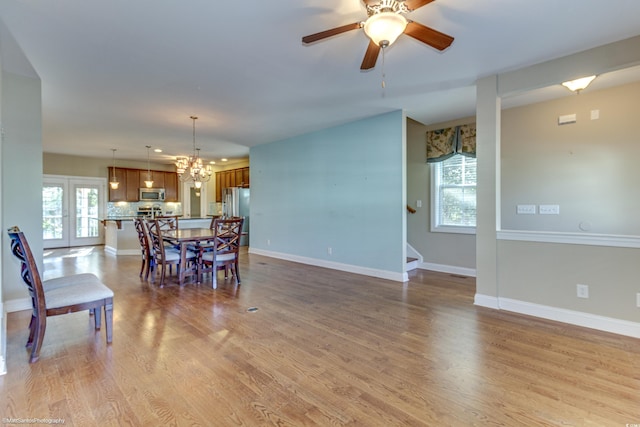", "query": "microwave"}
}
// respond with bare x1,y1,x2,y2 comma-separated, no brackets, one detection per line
139,188,165,201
